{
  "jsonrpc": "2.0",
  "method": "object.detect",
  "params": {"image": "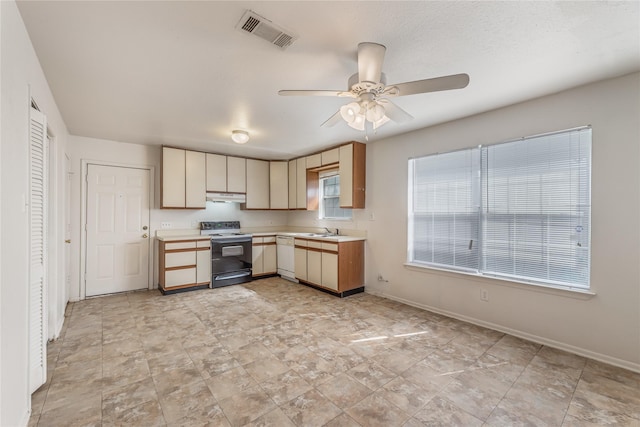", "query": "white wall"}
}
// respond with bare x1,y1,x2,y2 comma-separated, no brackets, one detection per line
66,136,289,301
362,72,640,371
0,1,69,425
